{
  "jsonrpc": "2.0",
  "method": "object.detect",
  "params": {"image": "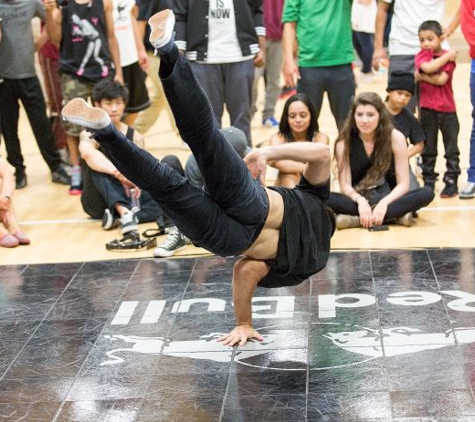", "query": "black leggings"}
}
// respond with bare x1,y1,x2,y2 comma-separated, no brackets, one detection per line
89,46,268,257
327,187,434,220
